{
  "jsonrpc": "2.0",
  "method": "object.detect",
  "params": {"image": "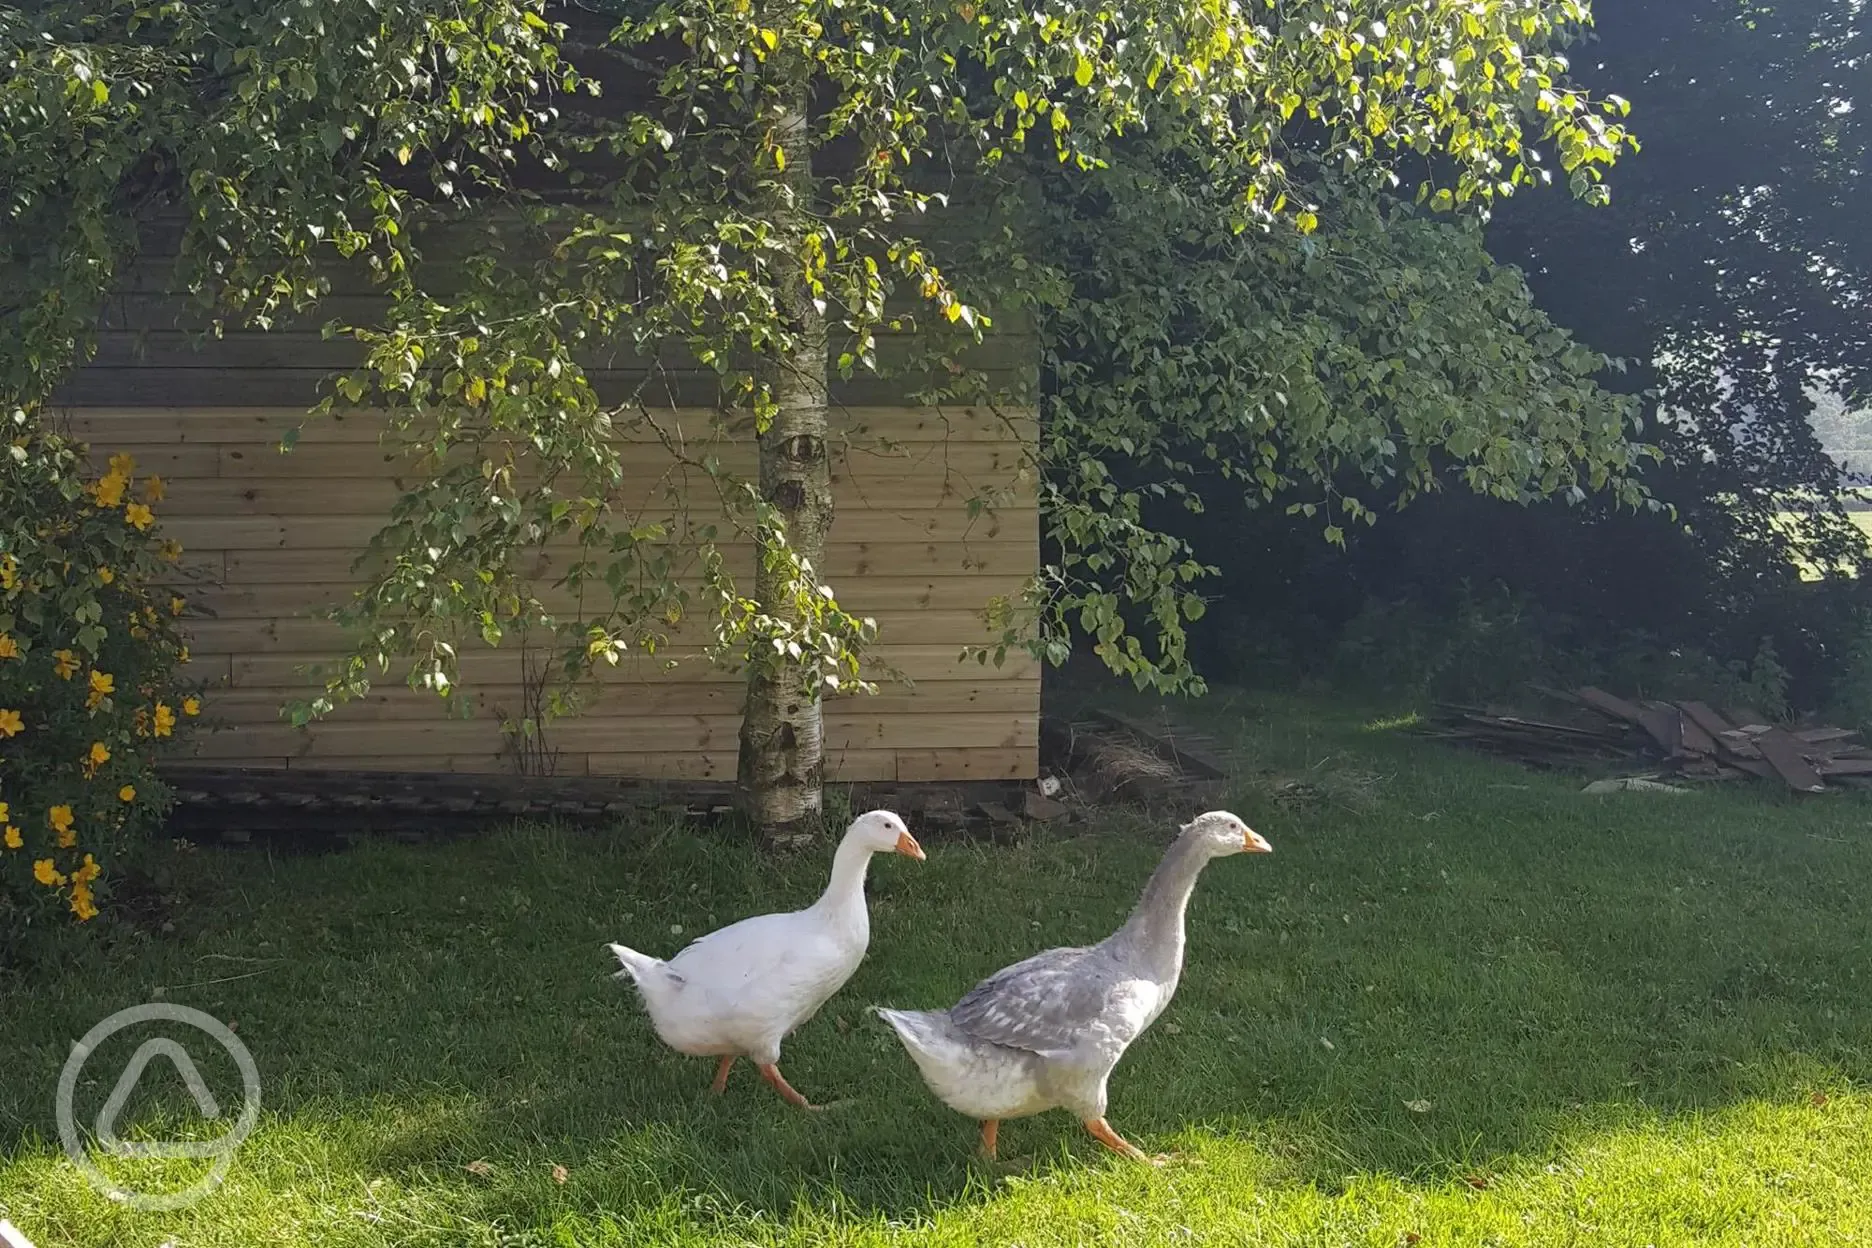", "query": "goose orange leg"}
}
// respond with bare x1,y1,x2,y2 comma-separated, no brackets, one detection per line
710,1056,735,1095
979,1119,1000,1161
1084,1117,1154,1163
756,1063,822,1111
